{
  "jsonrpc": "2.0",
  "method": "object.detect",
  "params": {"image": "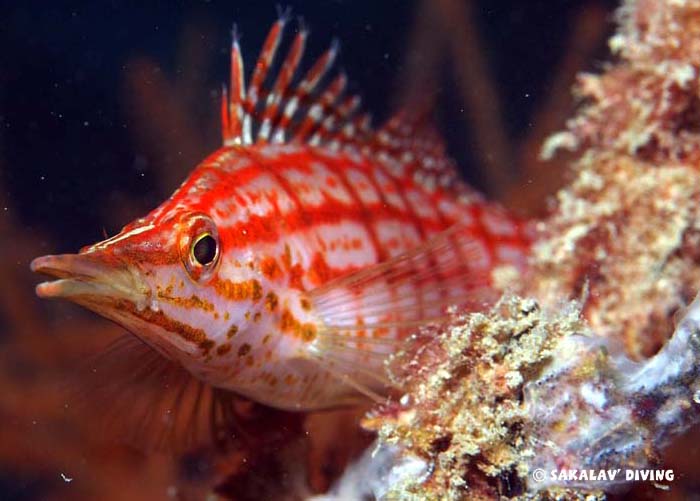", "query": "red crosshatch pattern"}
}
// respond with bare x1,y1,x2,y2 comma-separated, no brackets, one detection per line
30,14,532,420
